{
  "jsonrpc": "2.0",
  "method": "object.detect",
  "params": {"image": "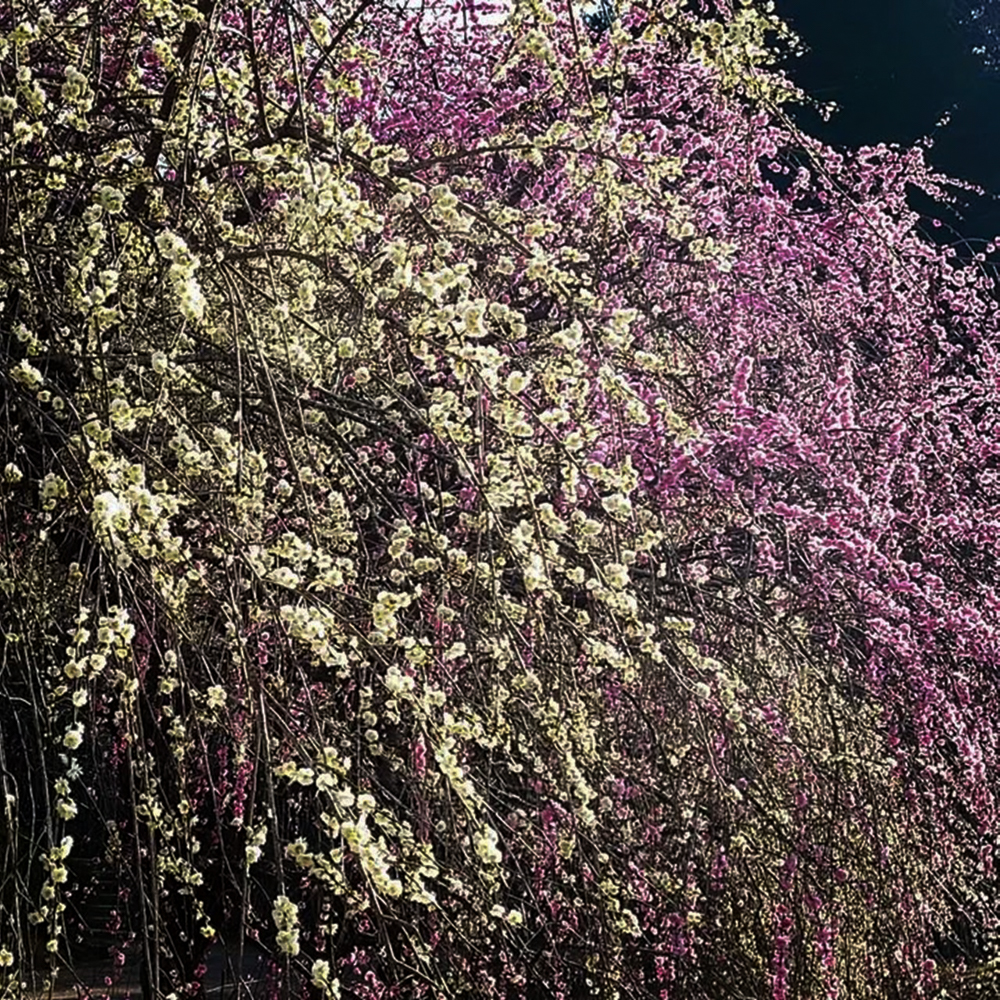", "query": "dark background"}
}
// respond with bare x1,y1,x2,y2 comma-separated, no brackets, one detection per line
772,0,1000,258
